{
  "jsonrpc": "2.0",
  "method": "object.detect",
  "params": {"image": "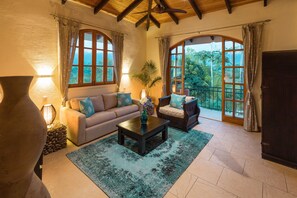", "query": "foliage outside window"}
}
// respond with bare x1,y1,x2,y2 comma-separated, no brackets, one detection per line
69,29,115,87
